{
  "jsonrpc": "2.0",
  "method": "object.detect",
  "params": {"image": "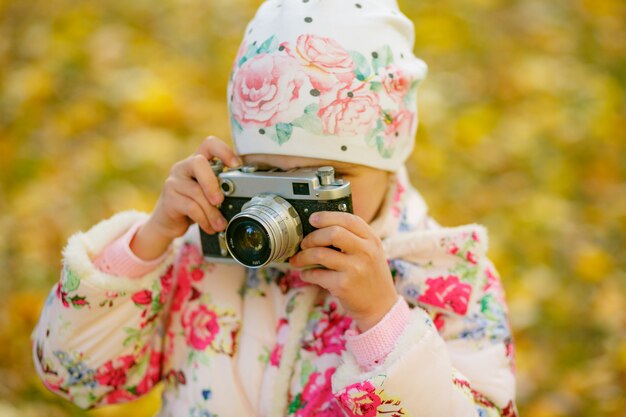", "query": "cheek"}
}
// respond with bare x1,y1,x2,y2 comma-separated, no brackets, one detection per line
348,181,384,223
